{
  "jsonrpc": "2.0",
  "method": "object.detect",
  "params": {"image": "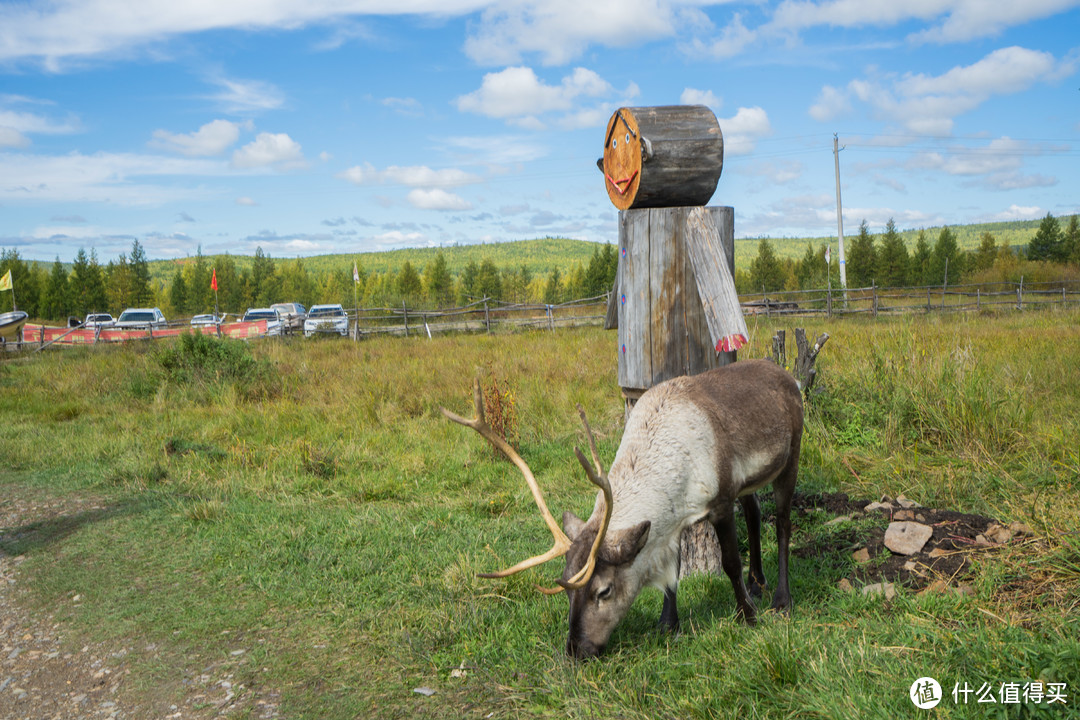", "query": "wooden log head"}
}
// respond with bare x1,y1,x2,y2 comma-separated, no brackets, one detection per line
600,105,724,211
